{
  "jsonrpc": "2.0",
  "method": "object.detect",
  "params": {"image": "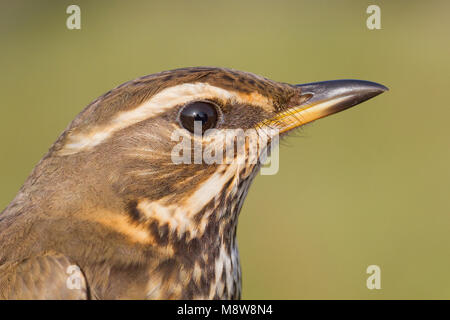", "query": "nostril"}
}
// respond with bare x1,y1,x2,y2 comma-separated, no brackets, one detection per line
299,93,314,104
